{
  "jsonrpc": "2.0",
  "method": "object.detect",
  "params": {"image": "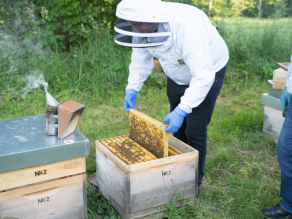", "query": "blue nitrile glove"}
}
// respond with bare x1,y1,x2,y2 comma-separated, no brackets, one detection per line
280,86,292,110
163,106,187,133
124,89,137,112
